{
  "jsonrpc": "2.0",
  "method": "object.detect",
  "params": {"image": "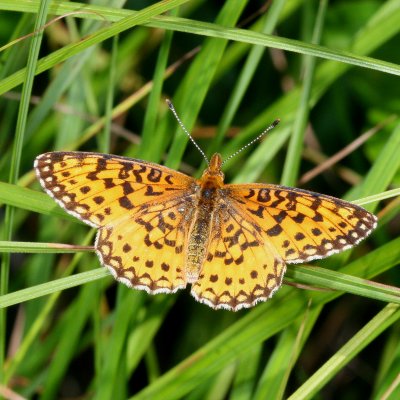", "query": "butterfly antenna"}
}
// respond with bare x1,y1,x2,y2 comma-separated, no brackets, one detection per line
221,119,280,166
166,99,209,165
